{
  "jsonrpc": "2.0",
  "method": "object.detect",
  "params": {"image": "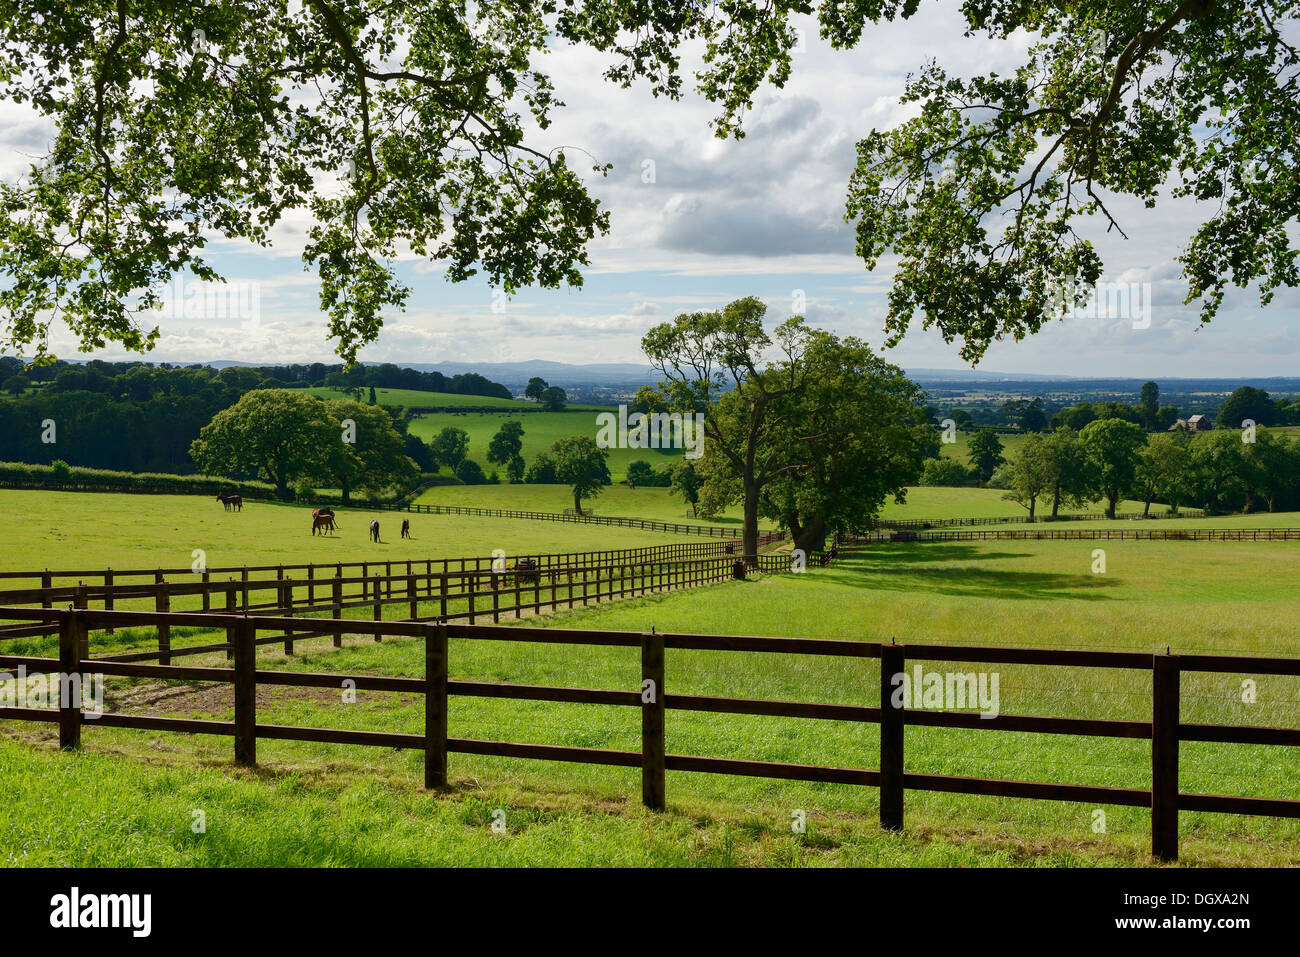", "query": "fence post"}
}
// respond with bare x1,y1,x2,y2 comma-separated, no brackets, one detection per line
282,577,294,655
1152,653,1181,861
58,610,82,751
201,569,210,612
225,581,236,659
424,622,448,789
373,577,383,642
104,568,115,634
73,584,89,658
156,581,171,665
408,574,418,621
233,617,257,767
879,642,905,831
439,575,448,621
641,630,666,811
332,574,343,647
